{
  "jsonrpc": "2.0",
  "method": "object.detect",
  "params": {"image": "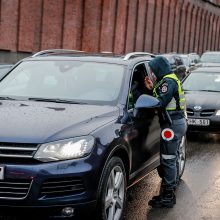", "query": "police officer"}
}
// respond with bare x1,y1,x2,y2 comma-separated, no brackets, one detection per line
146,56,187,208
